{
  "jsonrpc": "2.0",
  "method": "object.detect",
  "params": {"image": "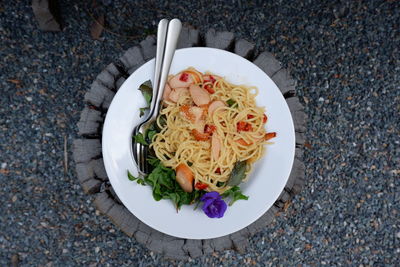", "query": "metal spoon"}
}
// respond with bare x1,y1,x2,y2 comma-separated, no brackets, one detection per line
132,18,182,175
